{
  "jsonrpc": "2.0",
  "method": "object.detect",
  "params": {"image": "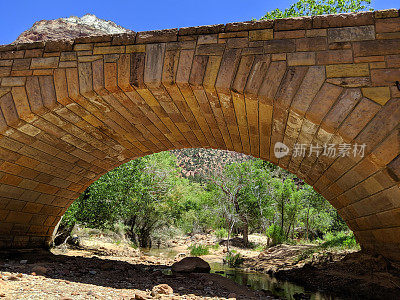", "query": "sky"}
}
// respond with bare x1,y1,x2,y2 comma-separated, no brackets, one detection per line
0,0,397,45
